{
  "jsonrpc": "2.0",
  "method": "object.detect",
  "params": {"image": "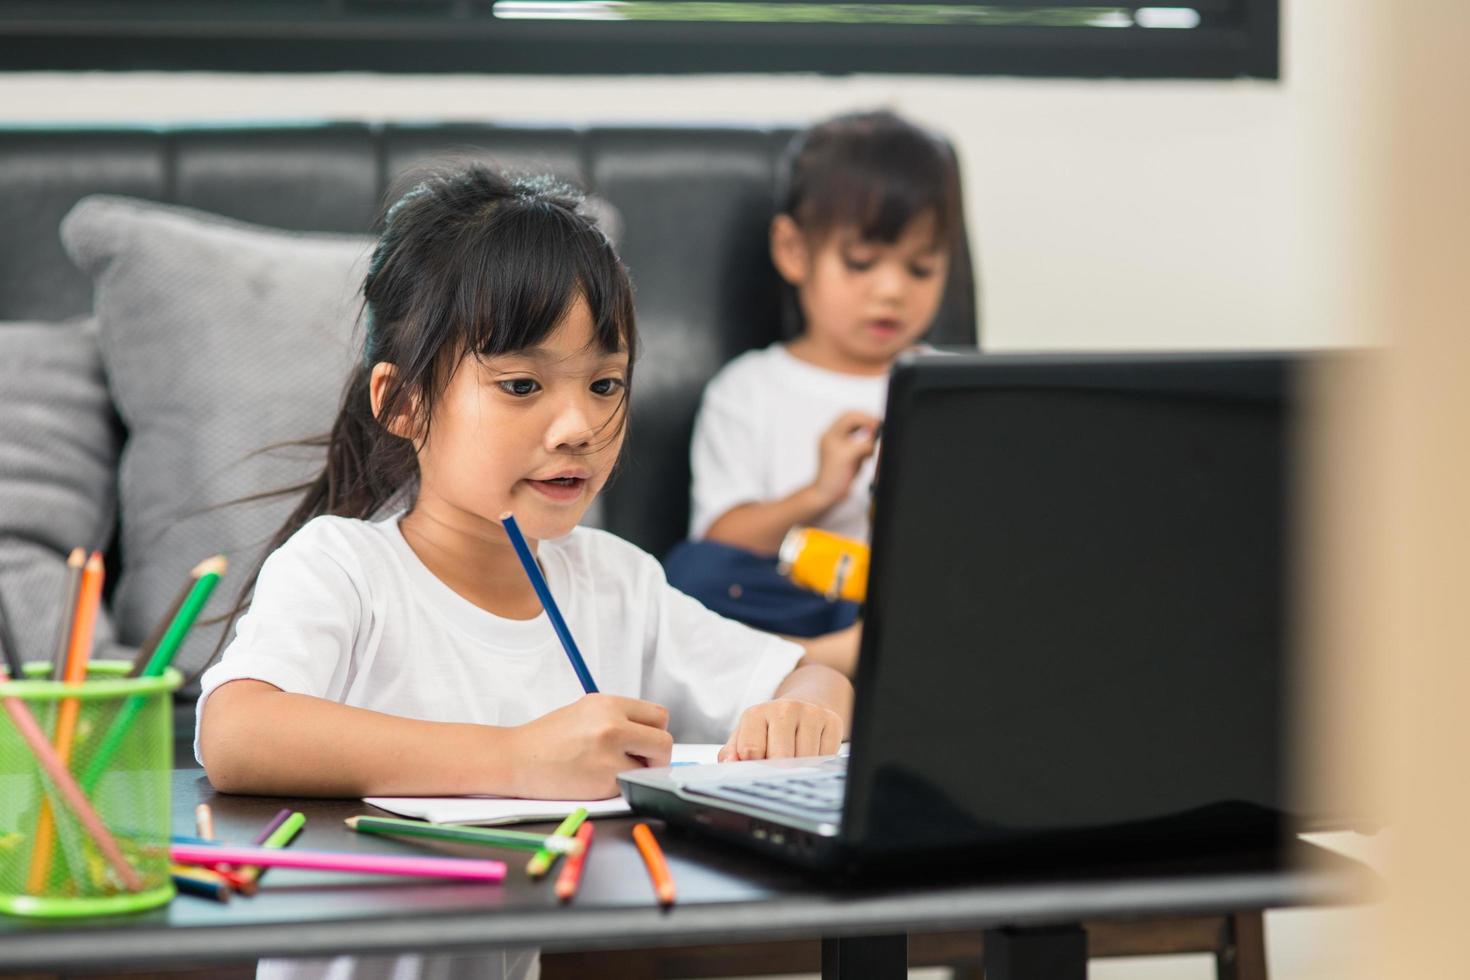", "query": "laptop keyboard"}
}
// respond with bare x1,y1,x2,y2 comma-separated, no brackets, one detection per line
686,764,846,820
